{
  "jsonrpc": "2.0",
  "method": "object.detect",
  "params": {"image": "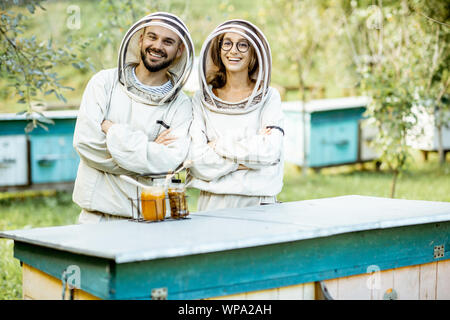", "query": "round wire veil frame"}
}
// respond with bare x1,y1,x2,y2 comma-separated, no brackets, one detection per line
211,20,272,93
198,30,264,137
118,21,194,105
198,28,267,112
118,12,194,71
117,15,195,106
213,21,272,88
216,19,272,66
197,24,272,139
